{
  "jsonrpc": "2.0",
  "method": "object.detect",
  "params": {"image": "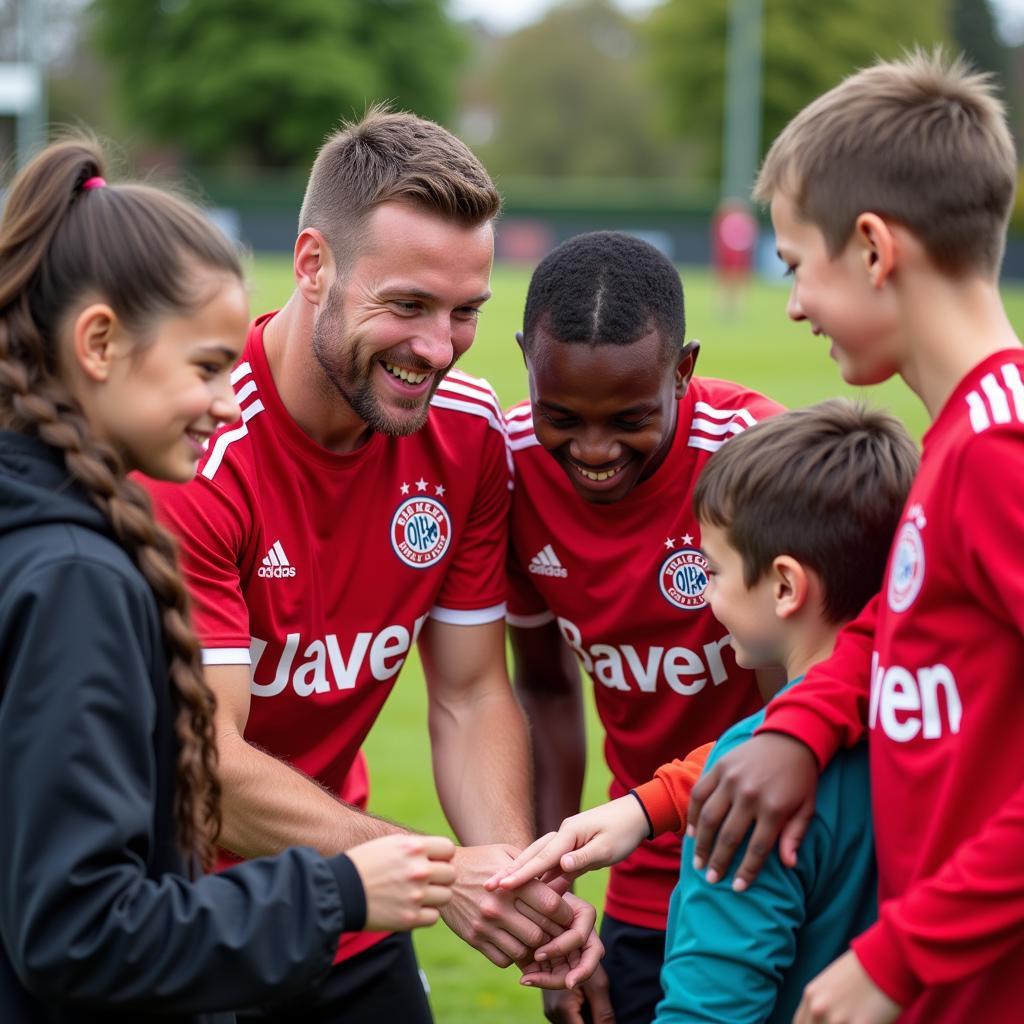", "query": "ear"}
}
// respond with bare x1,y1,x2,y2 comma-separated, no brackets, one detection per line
293,228,334,305
674,340,700,398
853,213,896,287
515,330,528,364
771,555,809,621
70,303,121,383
